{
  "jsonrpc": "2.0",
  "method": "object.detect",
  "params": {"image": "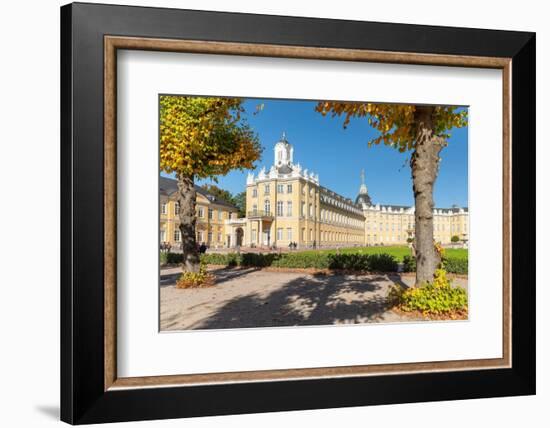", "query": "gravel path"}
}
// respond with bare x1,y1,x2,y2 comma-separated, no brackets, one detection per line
160,267,468,331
